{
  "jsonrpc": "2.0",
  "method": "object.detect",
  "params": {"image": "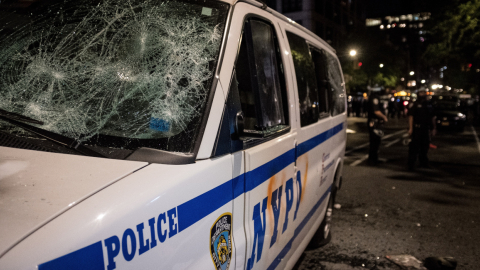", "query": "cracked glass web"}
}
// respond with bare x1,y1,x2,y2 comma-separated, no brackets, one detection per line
0,0,227,152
